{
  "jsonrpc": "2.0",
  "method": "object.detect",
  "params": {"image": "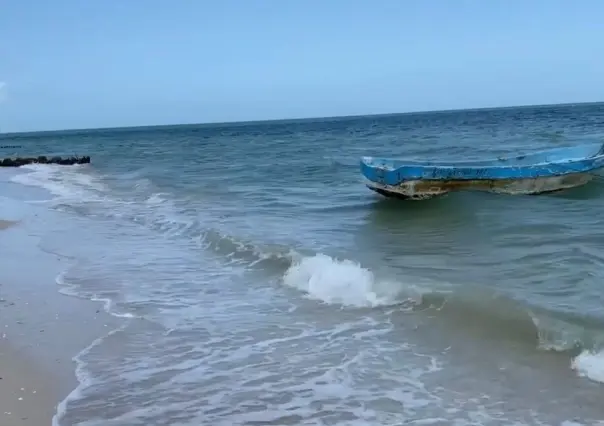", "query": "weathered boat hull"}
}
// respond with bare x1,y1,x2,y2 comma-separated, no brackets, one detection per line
365,172,597,200
361,142,604,200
